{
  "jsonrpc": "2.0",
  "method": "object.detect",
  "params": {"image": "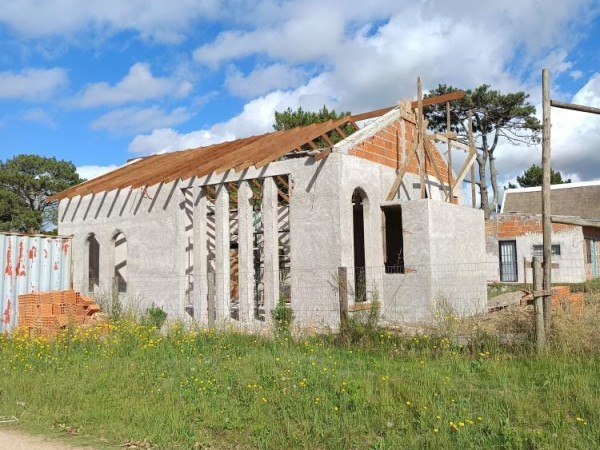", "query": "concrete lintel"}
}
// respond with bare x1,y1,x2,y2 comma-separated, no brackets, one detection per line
214,184,231,321
262,177,279,323
237,181,254,322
